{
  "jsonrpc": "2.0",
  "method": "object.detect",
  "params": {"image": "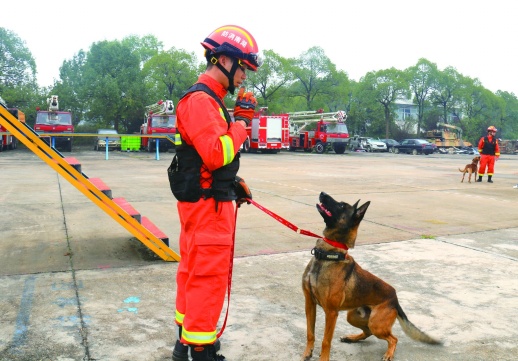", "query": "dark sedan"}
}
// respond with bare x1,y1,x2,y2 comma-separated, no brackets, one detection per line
380,139,400,153
394,139,435,155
